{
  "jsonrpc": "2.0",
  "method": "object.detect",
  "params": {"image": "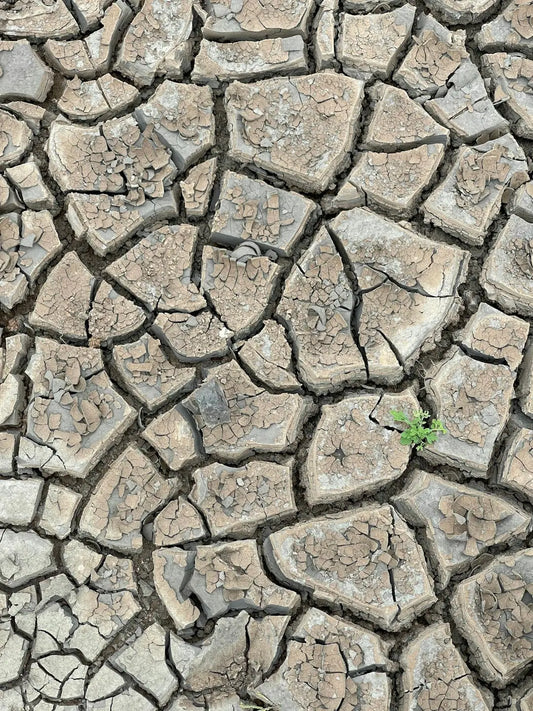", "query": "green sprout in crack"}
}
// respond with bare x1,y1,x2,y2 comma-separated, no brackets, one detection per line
390,409,446,451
